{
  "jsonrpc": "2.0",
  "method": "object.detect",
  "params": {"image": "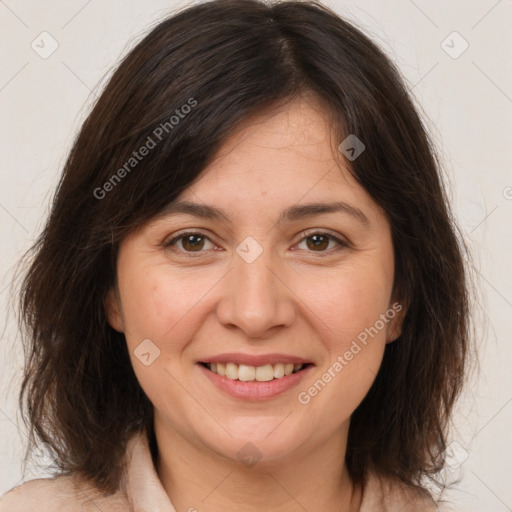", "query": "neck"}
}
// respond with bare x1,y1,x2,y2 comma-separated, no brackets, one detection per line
154,418,362,512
